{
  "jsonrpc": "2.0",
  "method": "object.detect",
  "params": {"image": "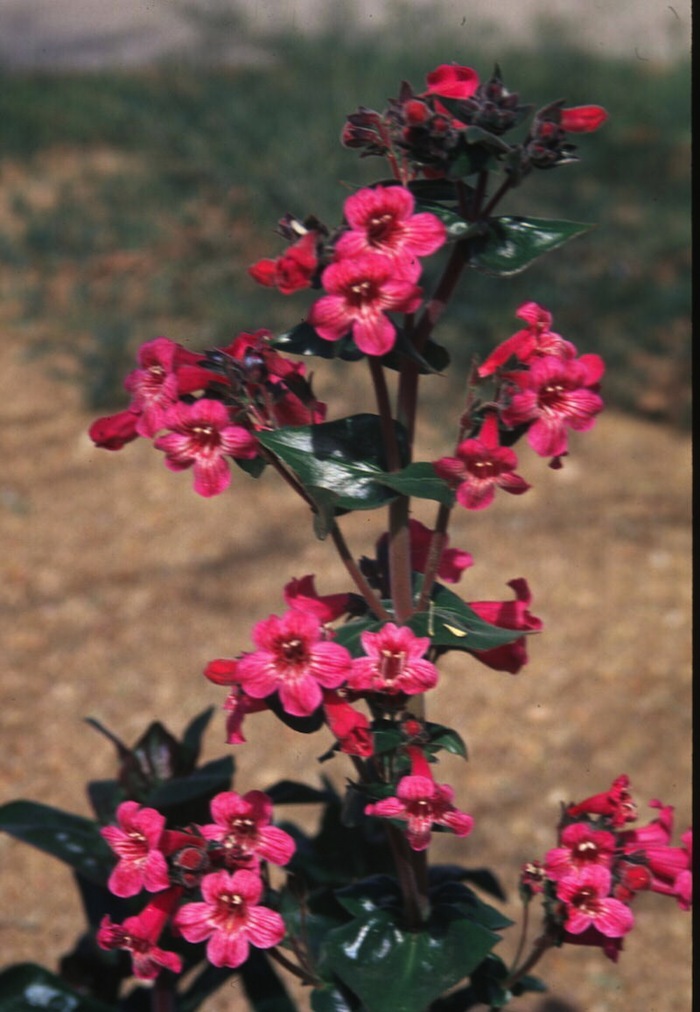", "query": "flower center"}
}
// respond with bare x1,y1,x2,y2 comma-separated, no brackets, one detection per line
571,885,601,917
347,278,379,306
191,423,220,450
573,840,600,862
378,649,406,688
280,637,308,666
368,212,397,245
539,382,567,408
